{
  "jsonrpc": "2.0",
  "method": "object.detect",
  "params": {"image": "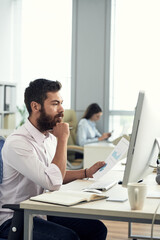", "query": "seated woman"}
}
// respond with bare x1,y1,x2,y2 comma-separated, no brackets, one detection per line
77,103,111,146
